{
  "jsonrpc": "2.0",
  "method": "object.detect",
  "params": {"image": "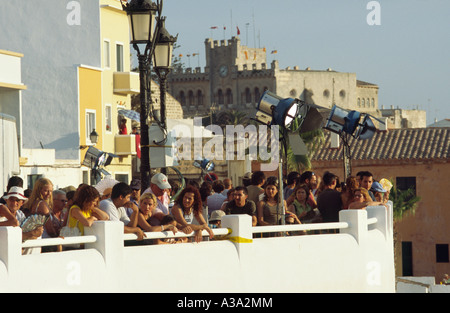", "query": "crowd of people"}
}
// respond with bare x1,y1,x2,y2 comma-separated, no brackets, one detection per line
0,168,391,253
